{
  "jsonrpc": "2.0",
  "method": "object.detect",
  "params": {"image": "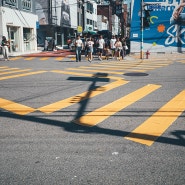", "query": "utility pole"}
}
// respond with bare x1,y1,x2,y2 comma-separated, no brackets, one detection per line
140,0,144,59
